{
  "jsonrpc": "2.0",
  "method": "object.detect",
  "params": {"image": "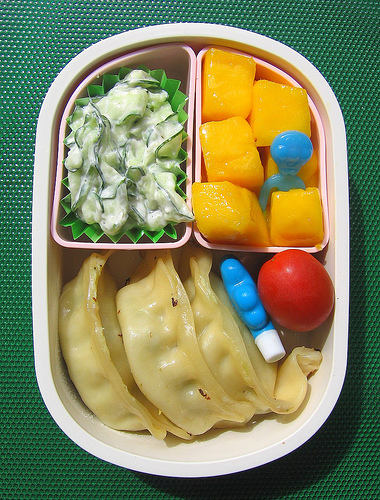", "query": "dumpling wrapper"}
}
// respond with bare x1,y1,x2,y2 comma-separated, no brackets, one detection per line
58,251,189,440
274,346,323,412
116,250,248,436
